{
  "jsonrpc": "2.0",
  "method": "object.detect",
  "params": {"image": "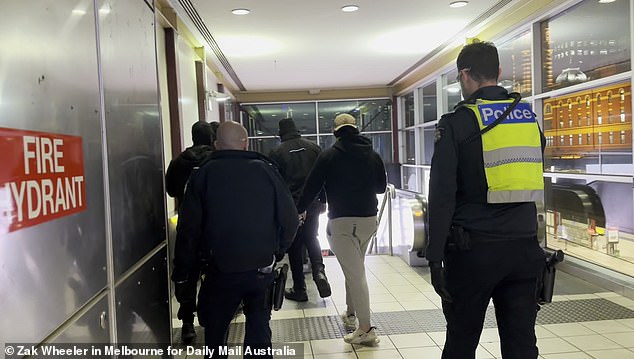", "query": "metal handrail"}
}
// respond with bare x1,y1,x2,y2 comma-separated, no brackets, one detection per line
369,183,396,255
